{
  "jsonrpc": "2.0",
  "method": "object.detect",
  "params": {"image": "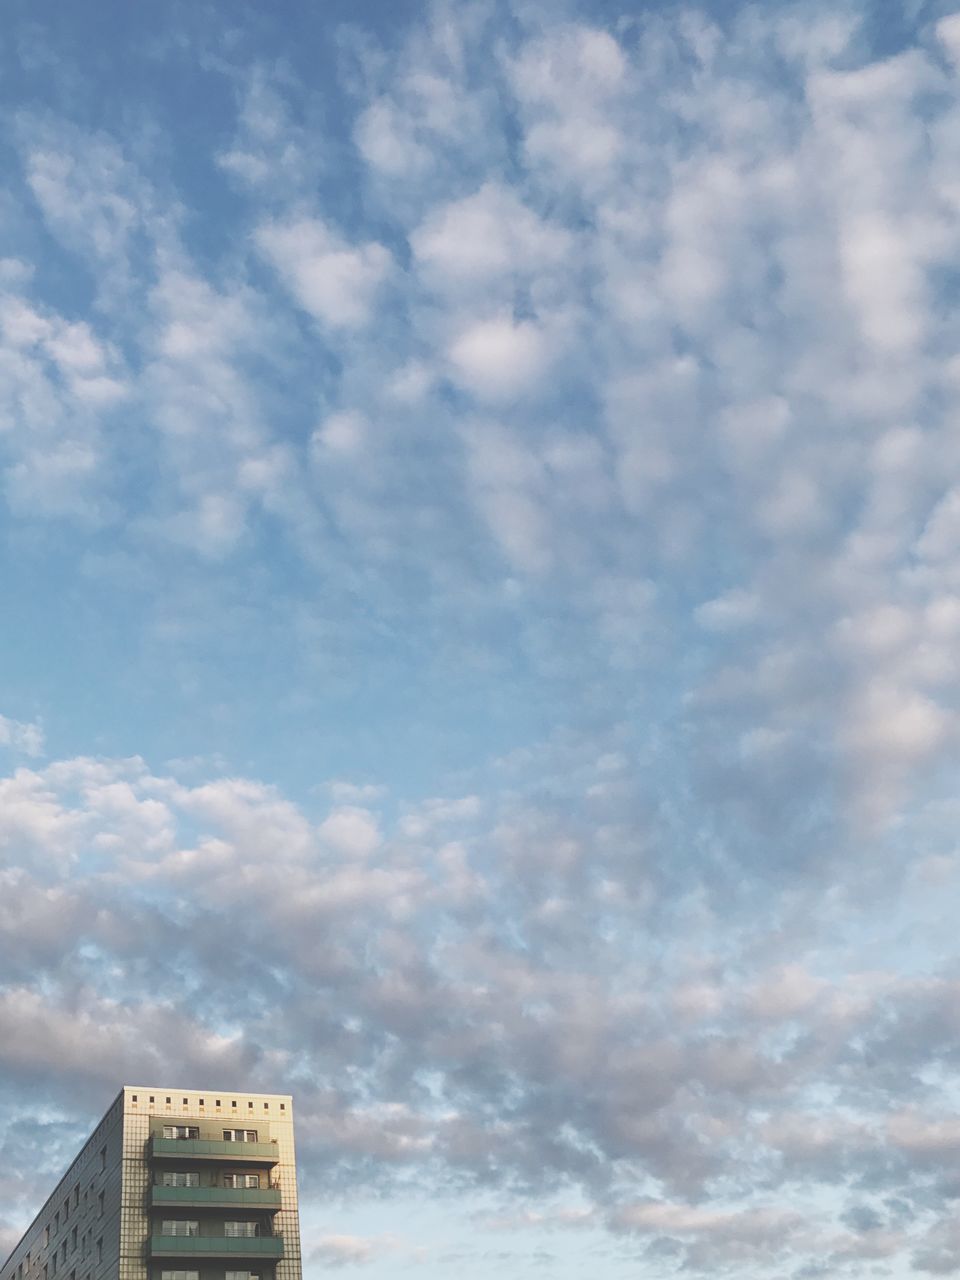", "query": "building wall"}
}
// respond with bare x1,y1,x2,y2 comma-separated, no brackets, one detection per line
0,1092,125,1280
120,1090,300,1280
2,1091,302,1280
